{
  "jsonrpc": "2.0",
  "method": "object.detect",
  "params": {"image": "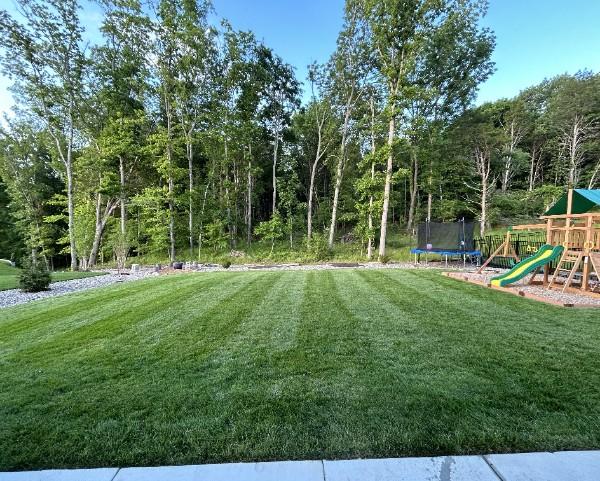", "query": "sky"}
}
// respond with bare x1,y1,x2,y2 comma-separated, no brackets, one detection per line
0,0,599,115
